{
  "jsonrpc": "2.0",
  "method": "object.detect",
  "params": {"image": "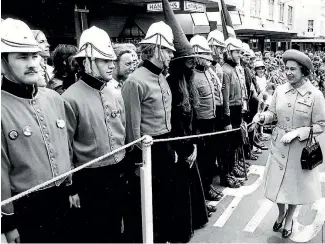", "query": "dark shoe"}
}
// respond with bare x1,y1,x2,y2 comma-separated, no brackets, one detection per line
253,140,268,150
210,185,224,197
206,204,217,212
273,211,288,232
282,220,293,238
220,175,241,188
208,211,213,218
207,189,222,201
